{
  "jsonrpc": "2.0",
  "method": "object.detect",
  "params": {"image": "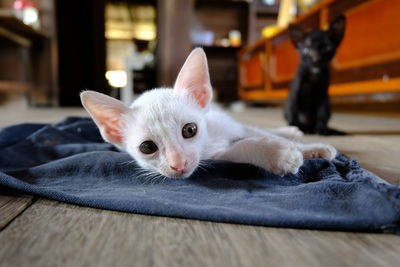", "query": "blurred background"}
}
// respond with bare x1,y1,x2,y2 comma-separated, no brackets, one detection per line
0,0,399,113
